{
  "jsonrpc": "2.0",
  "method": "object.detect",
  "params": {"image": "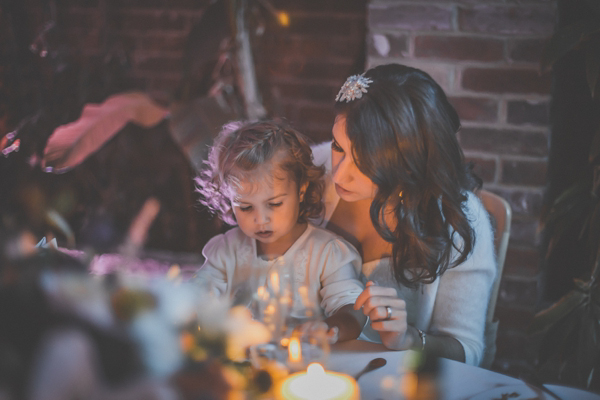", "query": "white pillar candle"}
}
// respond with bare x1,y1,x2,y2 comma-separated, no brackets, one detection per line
277,363,359,400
